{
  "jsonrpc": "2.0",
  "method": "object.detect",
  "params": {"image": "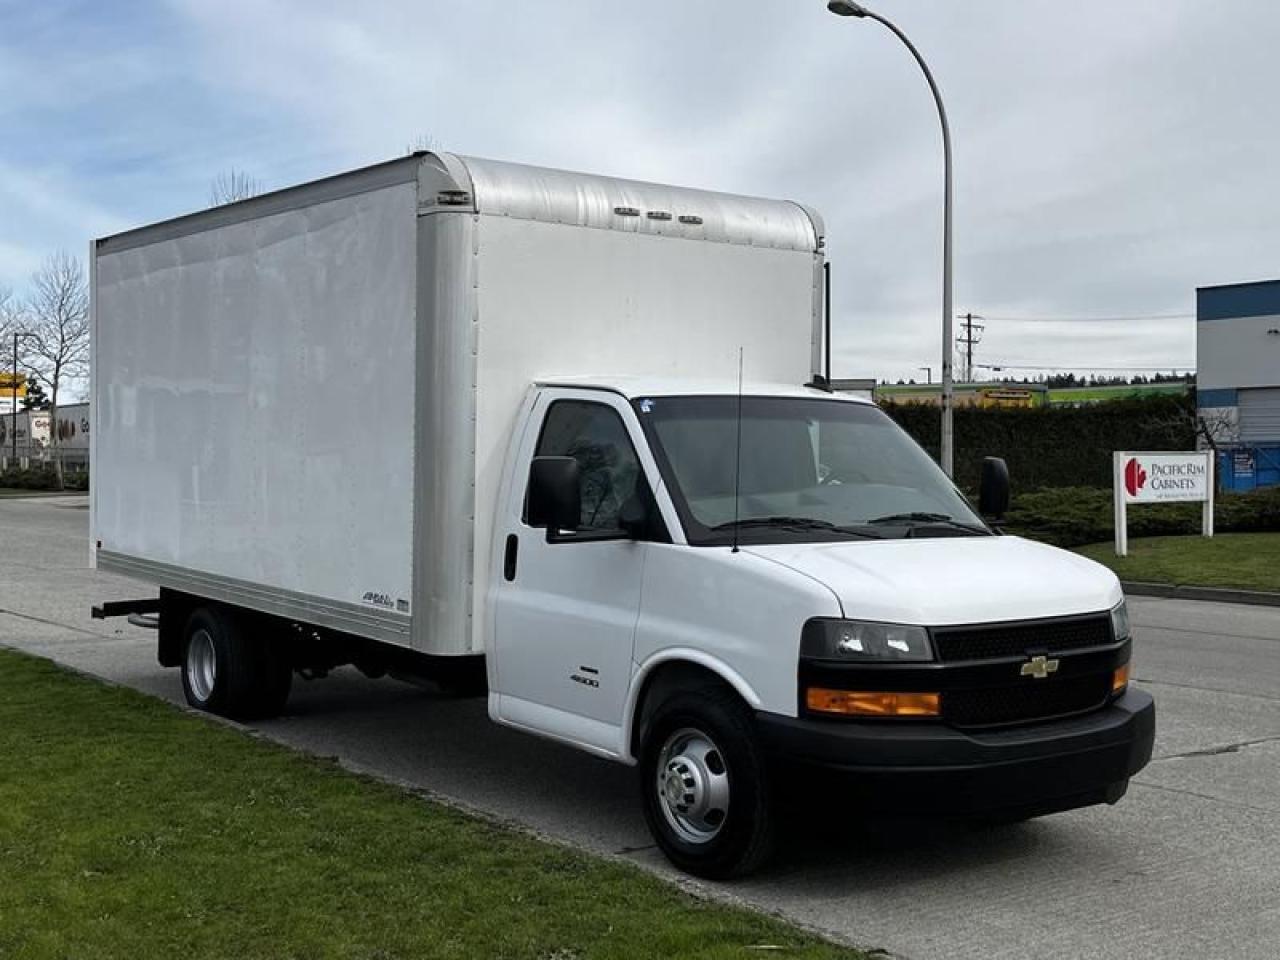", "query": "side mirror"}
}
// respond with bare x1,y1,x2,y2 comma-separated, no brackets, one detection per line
978,456,1010,519
528,456,581,536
